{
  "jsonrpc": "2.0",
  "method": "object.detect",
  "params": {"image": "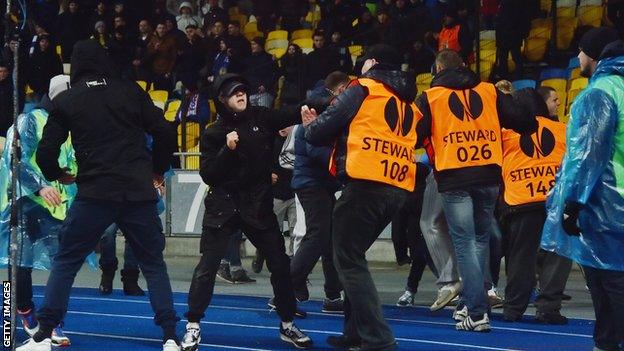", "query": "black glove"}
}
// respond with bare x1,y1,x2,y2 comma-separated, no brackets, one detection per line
562,201,582,236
